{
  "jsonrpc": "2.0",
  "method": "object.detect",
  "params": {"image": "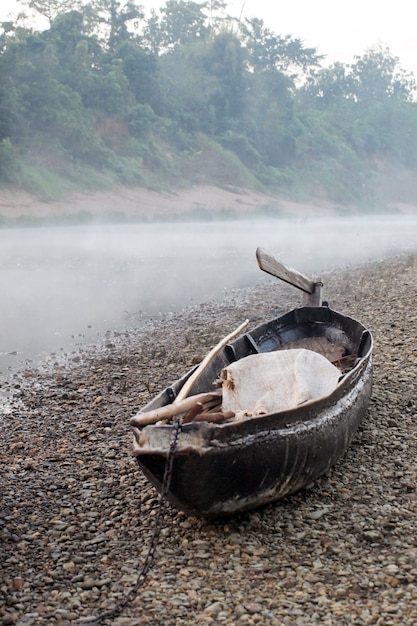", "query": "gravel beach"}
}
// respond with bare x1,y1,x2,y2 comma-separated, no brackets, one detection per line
2,253,417,626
